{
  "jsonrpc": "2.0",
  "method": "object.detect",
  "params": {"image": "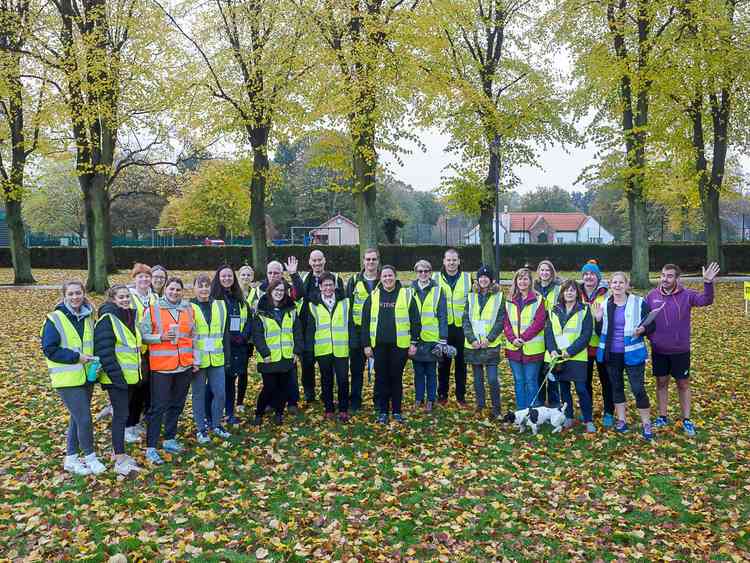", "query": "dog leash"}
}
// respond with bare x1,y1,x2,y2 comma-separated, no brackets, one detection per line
528,357,565,408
